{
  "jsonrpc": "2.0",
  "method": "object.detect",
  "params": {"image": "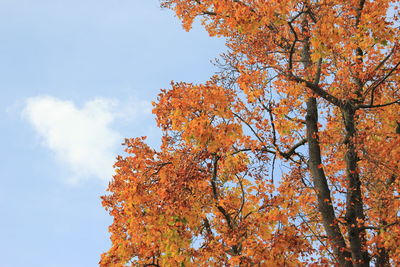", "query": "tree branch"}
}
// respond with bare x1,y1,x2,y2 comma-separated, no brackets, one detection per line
290,74,343,107
357,98,400,109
